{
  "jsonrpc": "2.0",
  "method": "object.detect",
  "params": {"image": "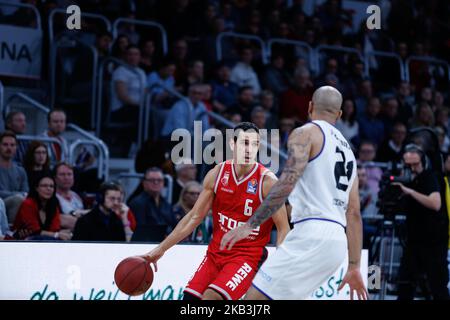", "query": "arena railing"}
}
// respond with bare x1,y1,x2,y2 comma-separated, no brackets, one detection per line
0,81,4,119
112,18,168,55
364,51,406,81
117,173,173,204
49,34,98,128
404,55,450,82
3,93,109,180
96,57,146,149
314,44,367,77
267,38,314,71
17,135,65,162
0,1,42,30
216,32,268,64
